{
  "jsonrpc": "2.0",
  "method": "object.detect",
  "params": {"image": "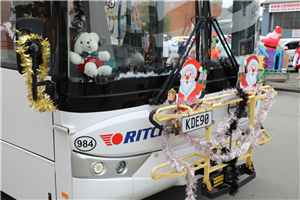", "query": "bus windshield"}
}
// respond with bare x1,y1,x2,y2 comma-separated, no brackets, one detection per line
60,0,259,112
64,1,188,111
